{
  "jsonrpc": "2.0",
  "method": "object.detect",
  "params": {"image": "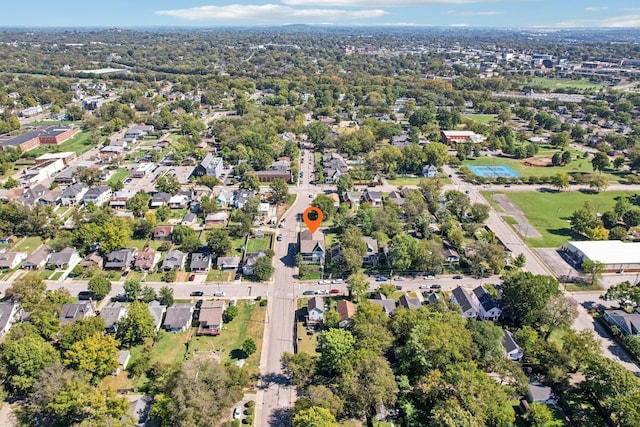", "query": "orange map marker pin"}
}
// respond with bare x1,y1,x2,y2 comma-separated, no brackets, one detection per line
303,207,323,233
